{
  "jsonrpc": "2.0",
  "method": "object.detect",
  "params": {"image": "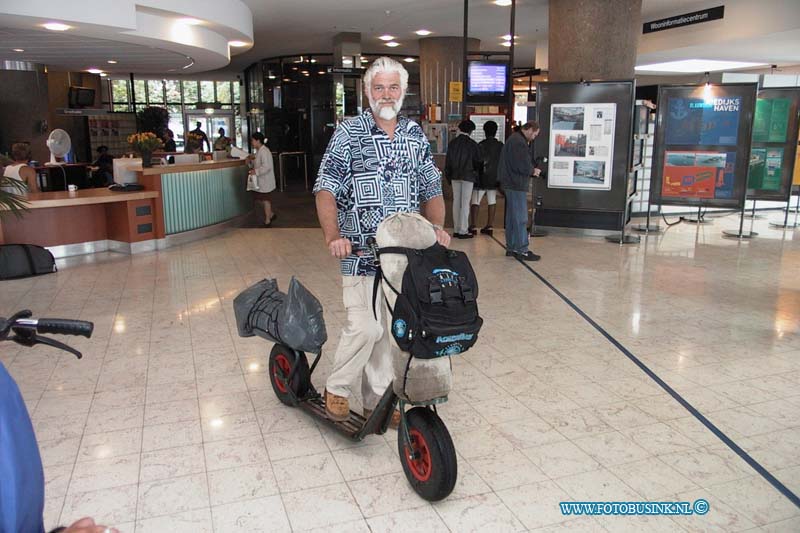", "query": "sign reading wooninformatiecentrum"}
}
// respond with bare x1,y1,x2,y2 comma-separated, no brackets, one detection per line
643,6,724,34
